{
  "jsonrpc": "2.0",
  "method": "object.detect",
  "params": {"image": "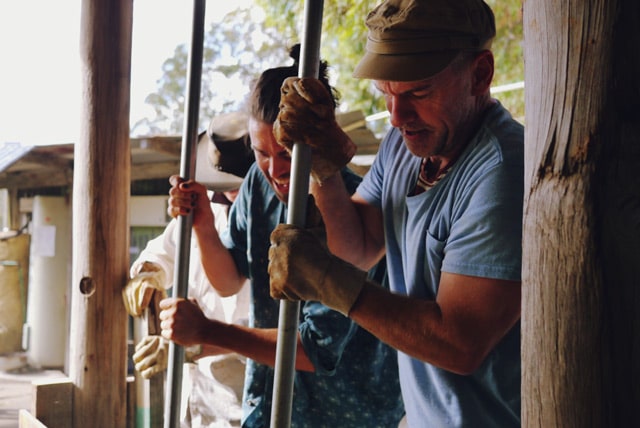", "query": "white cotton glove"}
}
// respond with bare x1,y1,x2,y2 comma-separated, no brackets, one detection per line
268,223,367,316
133,335,169,379
122,263,167,317
274,77,357,184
